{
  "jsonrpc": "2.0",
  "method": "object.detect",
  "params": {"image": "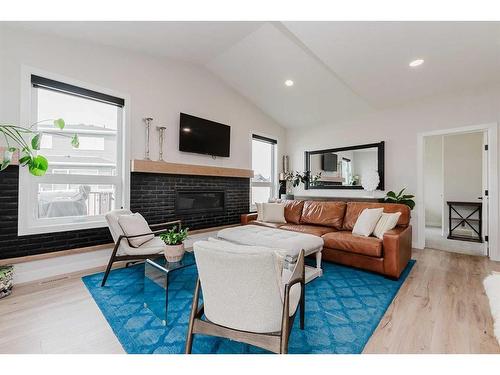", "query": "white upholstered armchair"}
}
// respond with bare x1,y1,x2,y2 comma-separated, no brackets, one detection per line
101,209,181,286
185,239,305,354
